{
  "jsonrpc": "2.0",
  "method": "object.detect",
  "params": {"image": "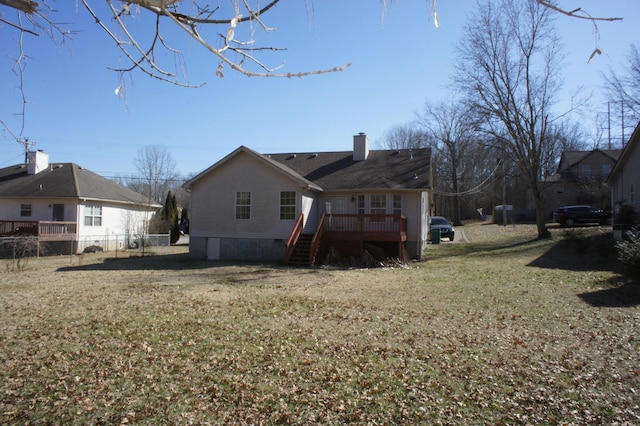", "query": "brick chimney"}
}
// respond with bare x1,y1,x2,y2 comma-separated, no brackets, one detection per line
353,133,369,161
27,150,49,175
